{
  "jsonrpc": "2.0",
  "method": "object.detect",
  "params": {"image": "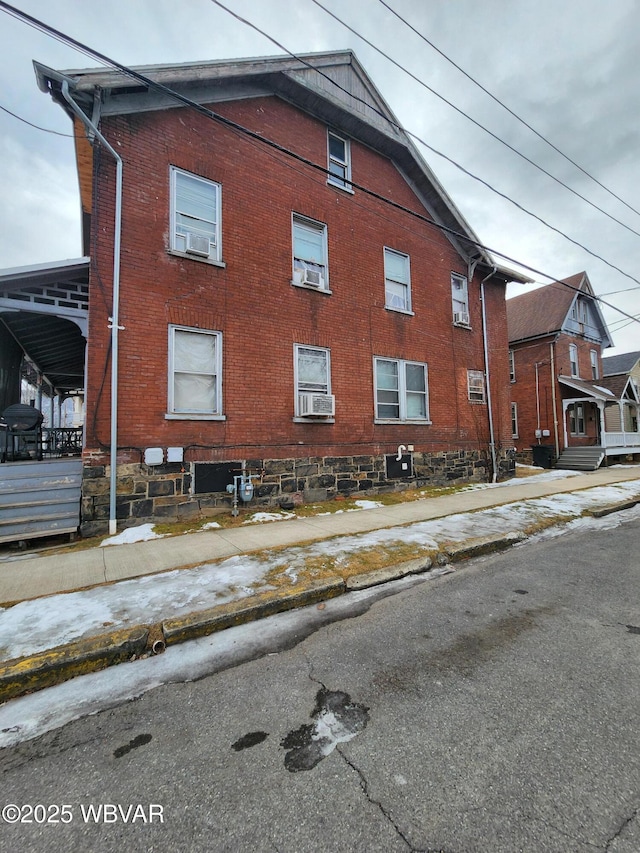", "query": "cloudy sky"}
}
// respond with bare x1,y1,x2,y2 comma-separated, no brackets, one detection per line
1,0,639,354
